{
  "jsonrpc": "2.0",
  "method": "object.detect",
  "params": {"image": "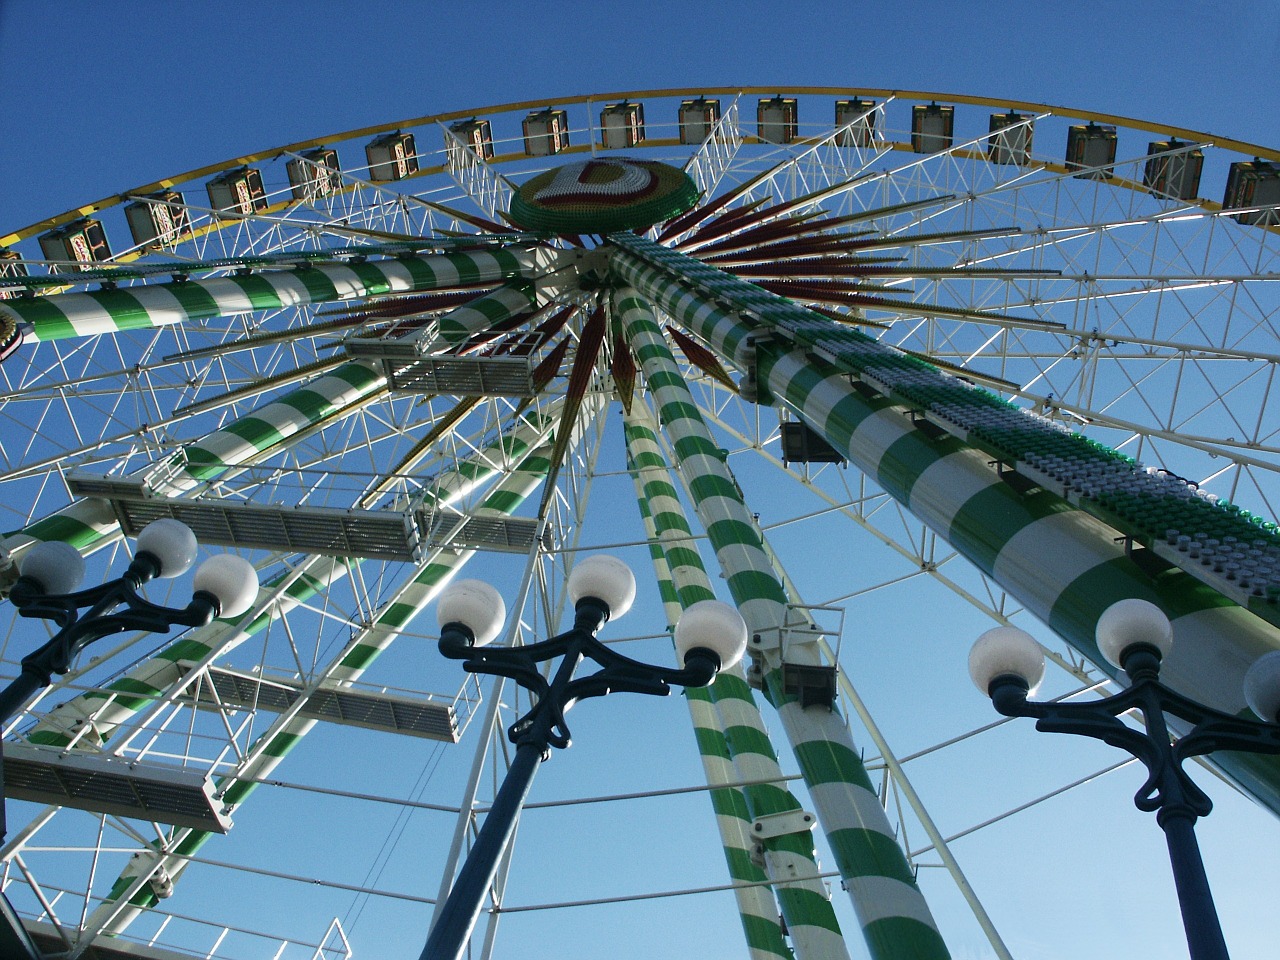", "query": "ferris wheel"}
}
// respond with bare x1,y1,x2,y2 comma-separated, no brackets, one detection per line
0,87,1278,960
